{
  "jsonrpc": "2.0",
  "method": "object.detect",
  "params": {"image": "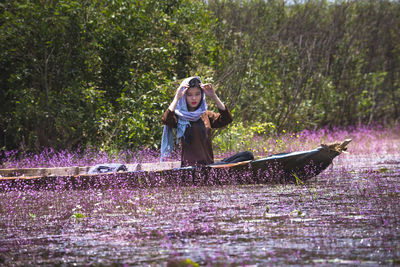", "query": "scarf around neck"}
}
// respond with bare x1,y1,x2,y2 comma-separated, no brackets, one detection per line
160,76,207,161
